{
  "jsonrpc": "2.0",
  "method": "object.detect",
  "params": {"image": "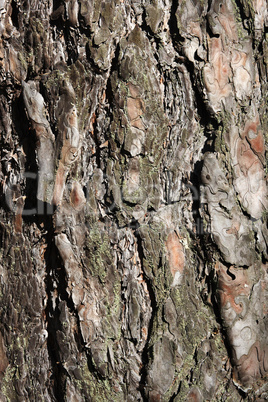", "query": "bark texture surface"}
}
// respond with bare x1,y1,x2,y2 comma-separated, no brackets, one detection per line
0,0,268,400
